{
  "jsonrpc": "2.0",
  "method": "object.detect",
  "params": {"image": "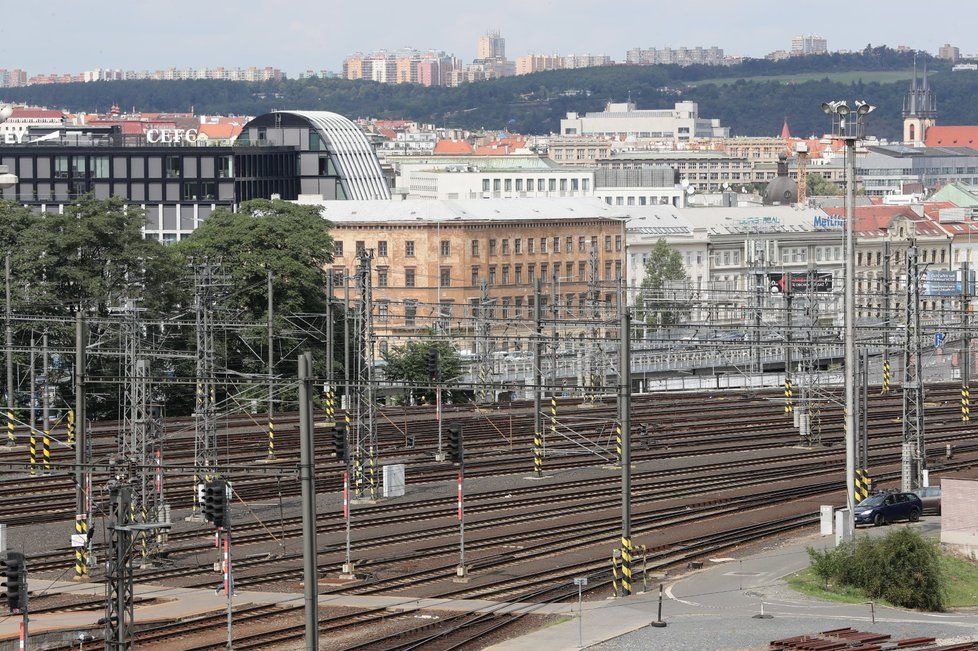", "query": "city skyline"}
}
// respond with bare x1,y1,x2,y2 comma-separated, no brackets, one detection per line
0,0,974,76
